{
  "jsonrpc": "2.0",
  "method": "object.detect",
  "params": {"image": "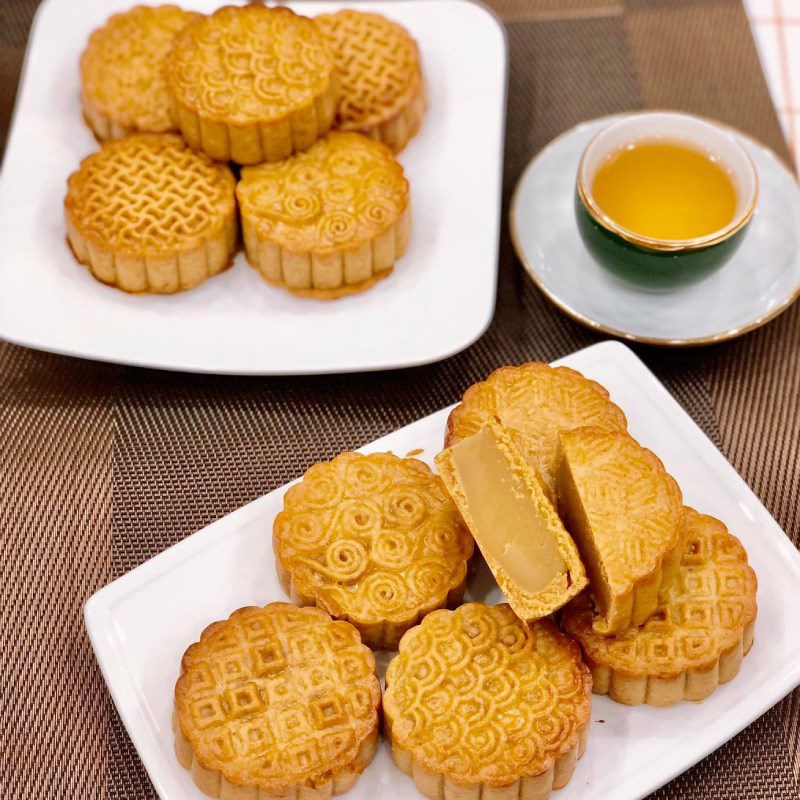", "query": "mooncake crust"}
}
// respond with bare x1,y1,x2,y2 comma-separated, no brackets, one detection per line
563,508,757,706
166,5,338,164
435,422,587,622
557,426,685,635
444,363,628,499
173,603,380,799
315,10,426,152
64,133,236,293
273,452,473,650
80,5,202,141
238,132,410,299
383,604,591,800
